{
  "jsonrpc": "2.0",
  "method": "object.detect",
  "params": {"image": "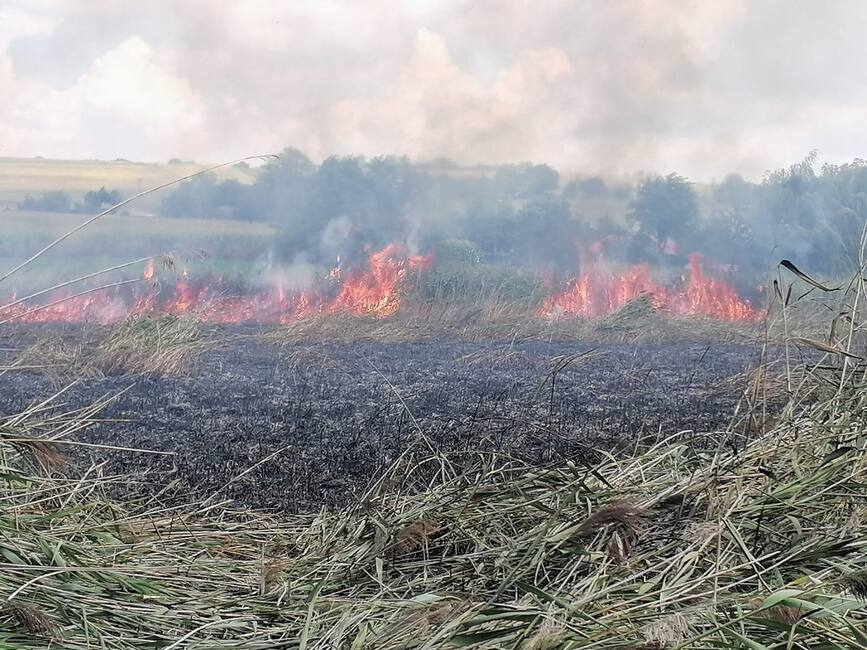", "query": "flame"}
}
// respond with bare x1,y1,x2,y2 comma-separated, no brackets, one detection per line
143,259,155,281
670,253,757,320
542,253,758,321
542,264,666,318
328,244,432,318
0,245,432,324
0,244,755,325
